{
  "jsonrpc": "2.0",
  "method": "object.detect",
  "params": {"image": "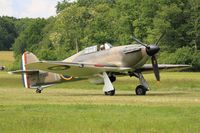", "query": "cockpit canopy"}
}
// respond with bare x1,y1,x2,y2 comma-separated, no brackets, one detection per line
83,45,98,54
83,43,113,54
